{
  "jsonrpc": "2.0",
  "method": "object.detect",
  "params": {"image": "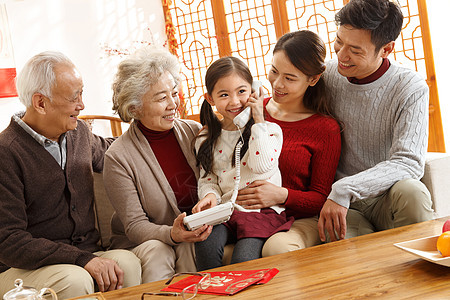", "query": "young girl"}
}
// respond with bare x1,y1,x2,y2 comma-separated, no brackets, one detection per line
193,57,294,271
